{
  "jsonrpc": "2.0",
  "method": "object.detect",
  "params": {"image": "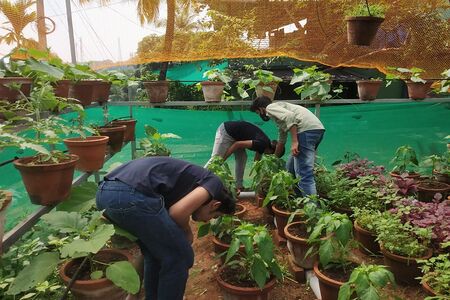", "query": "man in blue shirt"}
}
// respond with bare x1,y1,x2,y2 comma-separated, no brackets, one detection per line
96,157,235,300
